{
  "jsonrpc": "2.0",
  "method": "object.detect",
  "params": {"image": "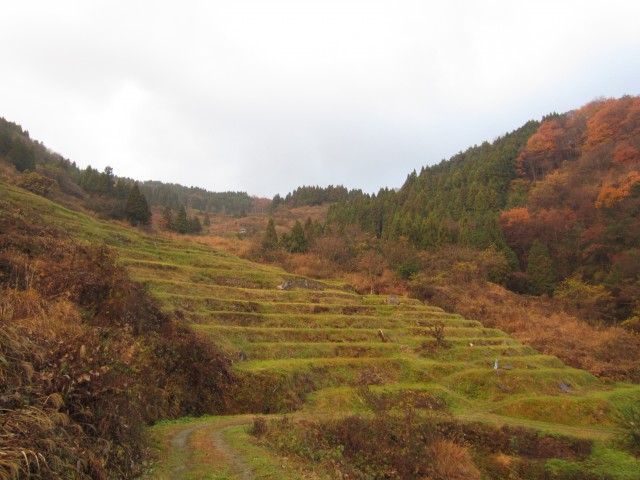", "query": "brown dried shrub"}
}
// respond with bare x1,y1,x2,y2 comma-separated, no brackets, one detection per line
0,209,236,478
